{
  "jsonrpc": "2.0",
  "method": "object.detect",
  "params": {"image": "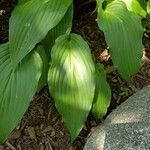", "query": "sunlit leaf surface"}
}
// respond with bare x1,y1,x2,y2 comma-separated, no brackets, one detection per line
97,0,144,80
9,0,72,67
92,64,111,119
48,34,95,140
42,4,73,55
